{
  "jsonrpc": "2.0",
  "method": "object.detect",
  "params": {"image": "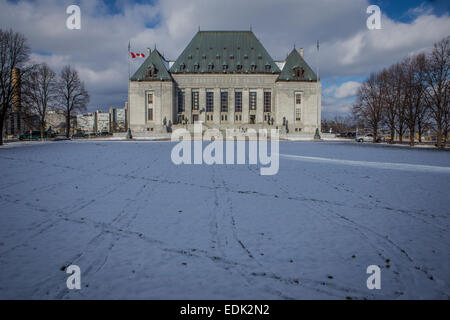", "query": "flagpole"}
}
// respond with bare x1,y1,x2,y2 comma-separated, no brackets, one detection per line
316,40,320,132
316,40,320,81
128,40,131,80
